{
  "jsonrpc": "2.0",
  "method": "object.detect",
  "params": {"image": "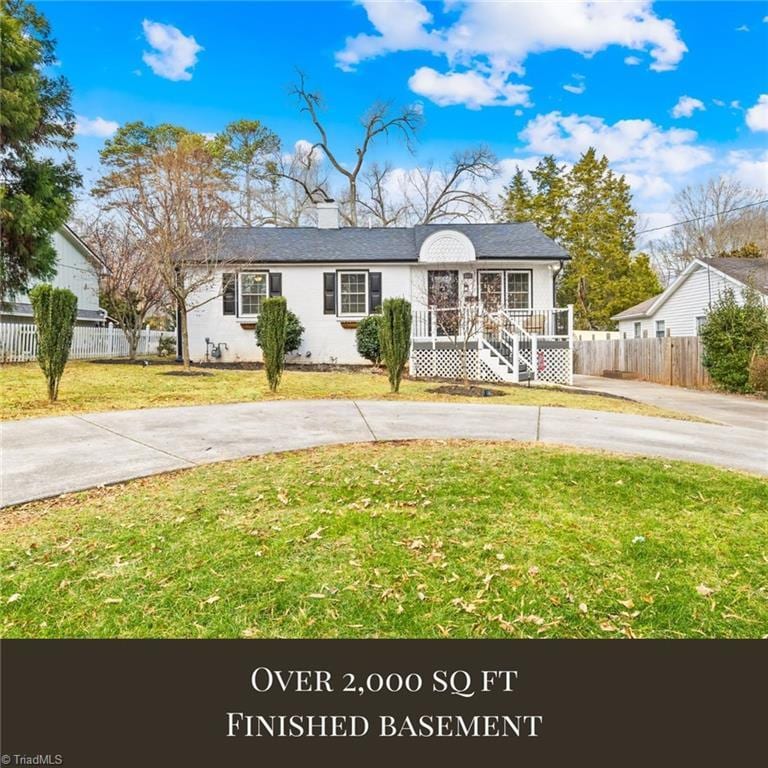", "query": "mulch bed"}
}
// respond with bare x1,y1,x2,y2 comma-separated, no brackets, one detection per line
426,384,507,398
161,371,214,377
